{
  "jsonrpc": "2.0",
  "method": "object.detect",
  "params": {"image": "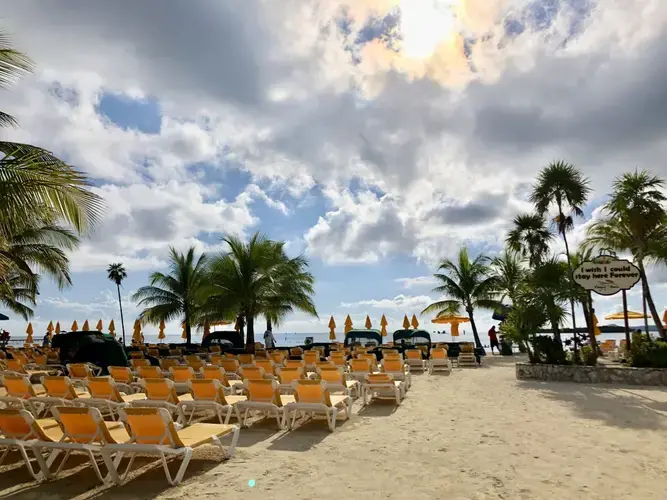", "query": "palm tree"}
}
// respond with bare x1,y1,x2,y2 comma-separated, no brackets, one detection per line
133,247,210,345
107,263,128,344
527,257,572,344
569,246,599,350
506,213,554,267
207,233,318,353
531,161,591,354
422,248,502,352
491,250,526,303
0,33,104,237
